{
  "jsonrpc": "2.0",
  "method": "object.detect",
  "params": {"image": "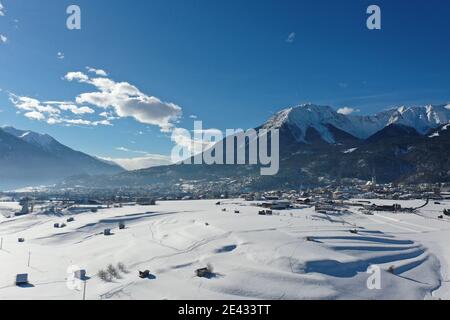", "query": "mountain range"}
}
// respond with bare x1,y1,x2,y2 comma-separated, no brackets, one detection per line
1,103,449,192
0,126,123,189
60,103,450,193
263,104,450,142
